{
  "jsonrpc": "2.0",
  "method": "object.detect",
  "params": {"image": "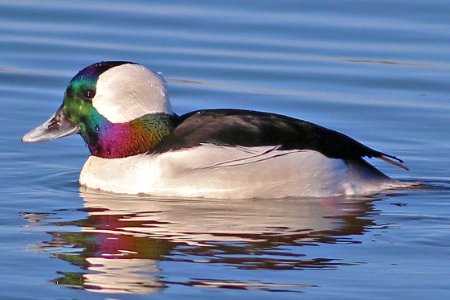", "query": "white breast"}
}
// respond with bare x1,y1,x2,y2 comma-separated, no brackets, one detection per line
79,144,407,198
